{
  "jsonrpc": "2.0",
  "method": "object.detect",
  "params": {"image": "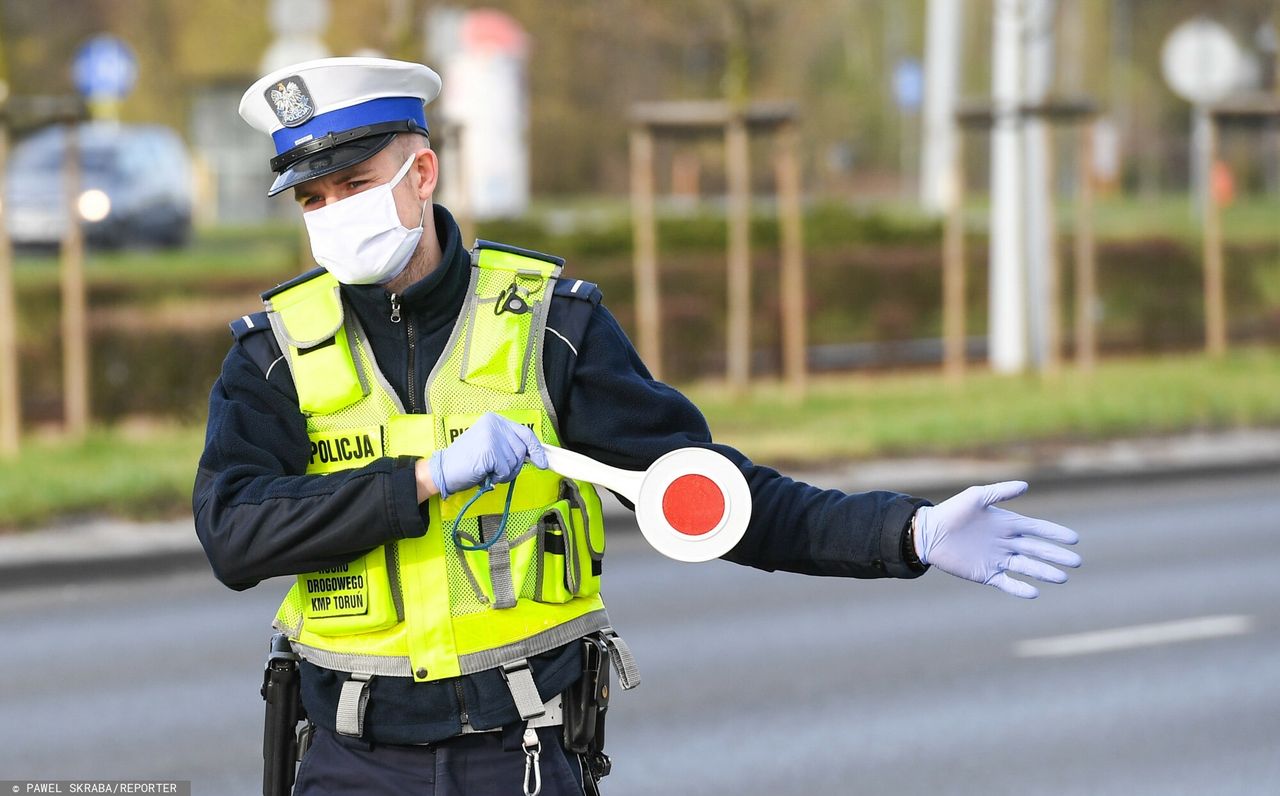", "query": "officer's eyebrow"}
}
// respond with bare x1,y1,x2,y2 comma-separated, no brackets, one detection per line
293,184,317,205
293,165,380,203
